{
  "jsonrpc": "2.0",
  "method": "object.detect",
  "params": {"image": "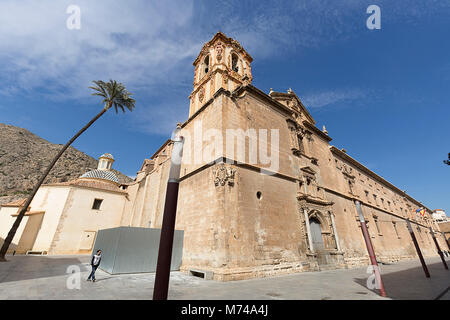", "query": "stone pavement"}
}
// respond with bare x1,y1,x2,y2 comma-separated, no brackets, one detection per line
0,254,449,300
